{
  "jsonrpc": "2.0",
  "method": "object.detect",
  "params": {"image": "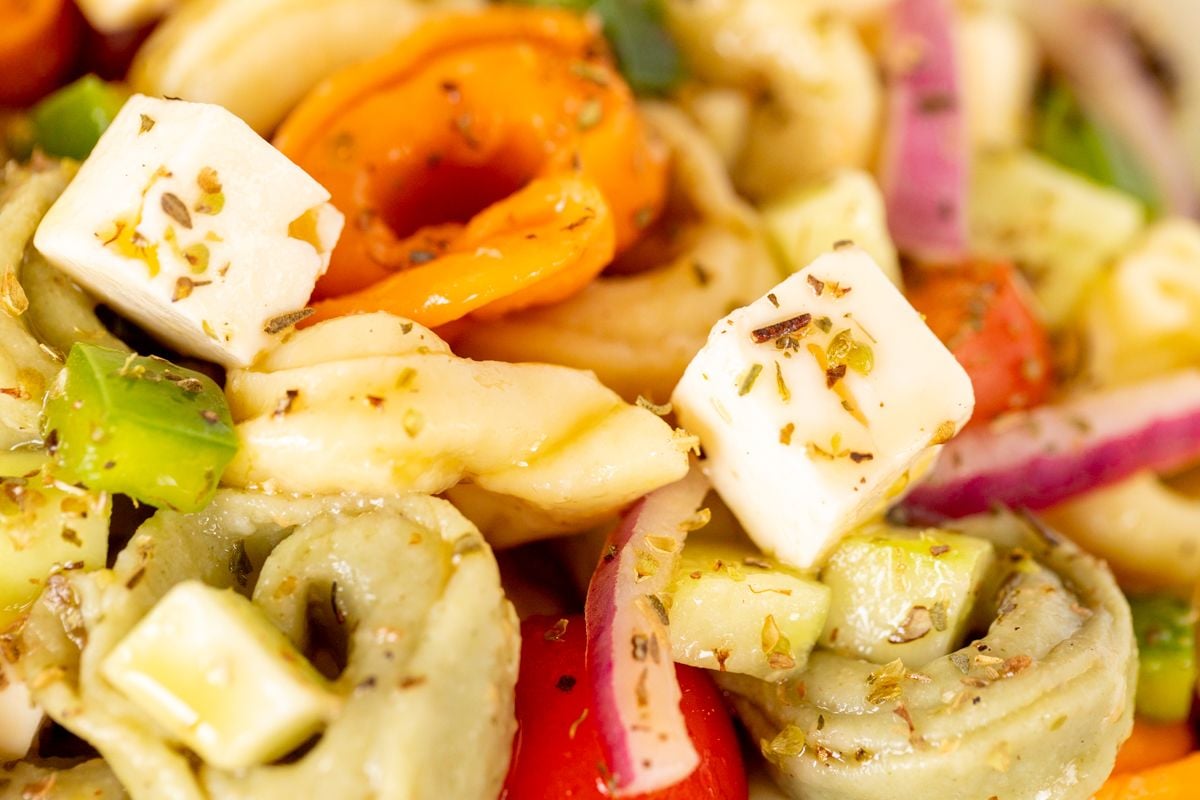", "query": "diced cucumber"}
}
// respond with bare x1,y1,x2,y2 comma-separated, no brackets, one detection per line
101,581,338,770
819,525,994,668
762,170,901,288
43,343,238,512
968,150,1143,326
31,75,128,161
667,538,829,681
0,453,109,630
1129,594,1196,723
